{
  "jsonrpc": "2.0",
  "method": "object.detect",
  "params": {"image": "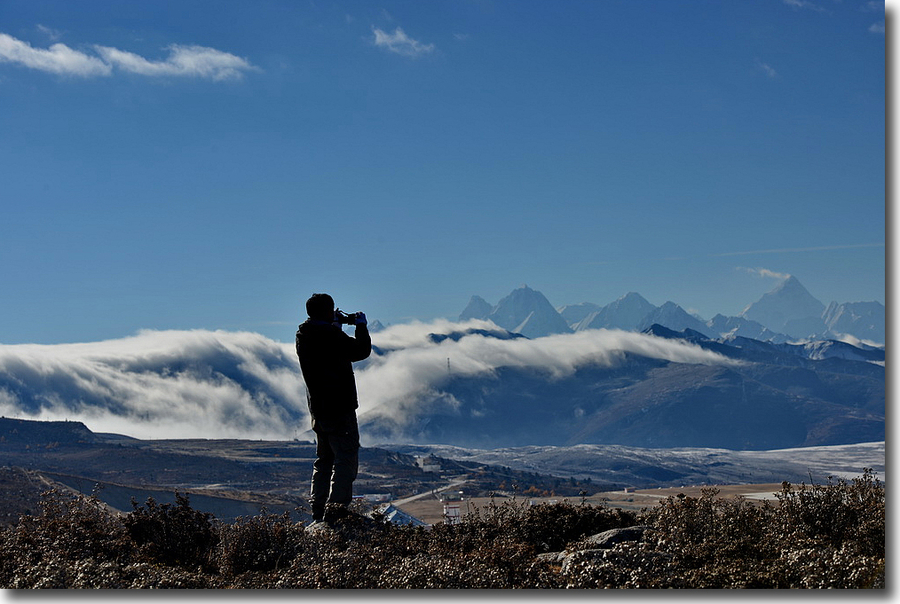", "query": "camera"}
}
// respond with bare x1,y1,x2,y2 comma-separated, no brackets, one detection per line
334,309,359,325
